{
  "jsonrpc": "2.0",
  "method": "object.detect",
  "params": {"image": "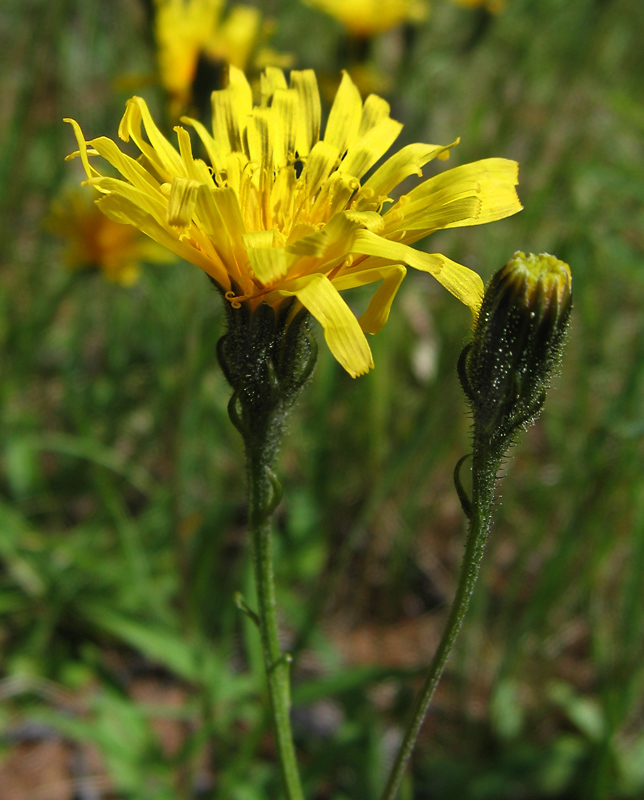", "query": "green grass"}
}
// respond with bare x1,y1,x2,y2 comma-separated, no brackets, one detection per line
2,0,644,797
